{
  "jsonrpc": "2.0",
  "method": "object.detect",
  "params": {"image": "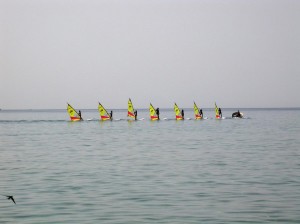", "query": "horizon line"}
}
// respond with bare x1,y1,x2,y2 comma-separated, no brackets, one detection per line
1,107,300,111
